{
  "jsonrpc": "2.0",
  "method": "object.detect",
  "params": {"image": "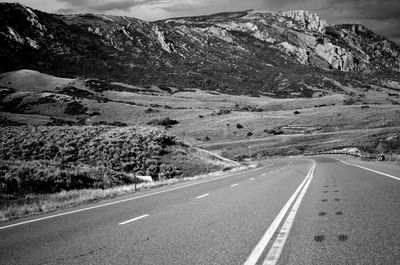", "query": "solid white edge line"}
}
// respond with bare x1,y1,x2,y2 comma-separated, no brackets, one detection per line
196,193,210,199
338,159,400,181
263,161,316,265
118,214,149,225
0,164,273,231
243,160,315,265
231,183,239,187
